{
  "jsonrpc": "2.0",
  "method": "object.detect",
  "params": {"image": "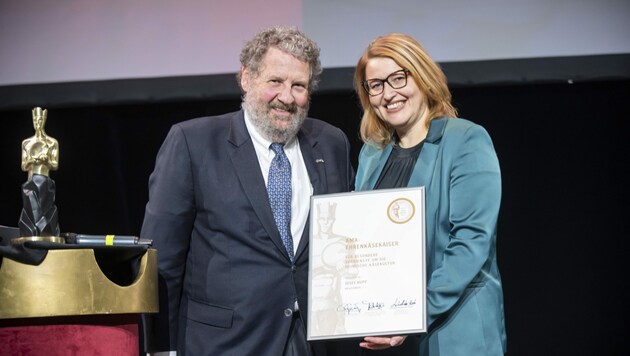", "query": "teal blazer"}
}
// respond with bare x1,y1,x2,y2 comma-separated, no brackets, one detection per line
355,118,506,356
